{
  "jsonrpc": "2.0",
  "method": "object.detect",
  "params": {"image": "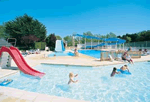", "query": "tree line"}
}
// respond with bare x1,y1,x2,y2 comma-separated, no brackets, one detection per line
64,31,150,46
117,30,150,43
